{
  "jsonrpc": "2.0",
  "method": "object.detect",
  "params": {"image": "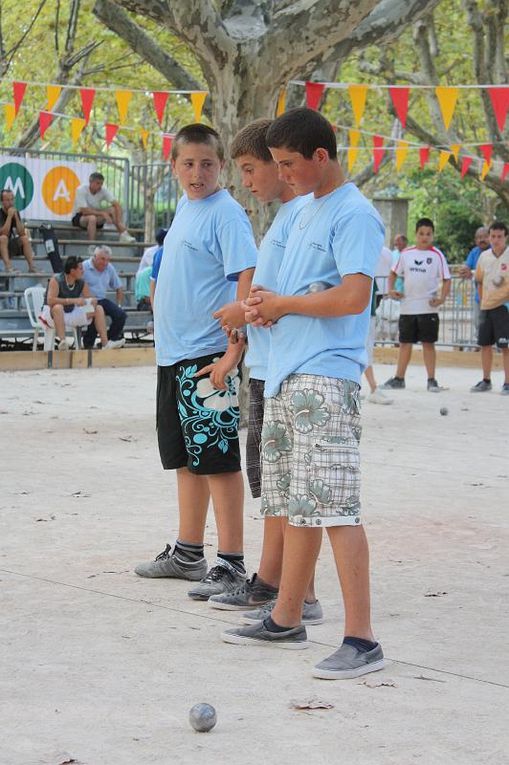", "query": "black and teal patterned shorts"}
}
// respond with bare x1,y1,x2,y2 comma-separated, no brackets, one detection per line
156,354,241,474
